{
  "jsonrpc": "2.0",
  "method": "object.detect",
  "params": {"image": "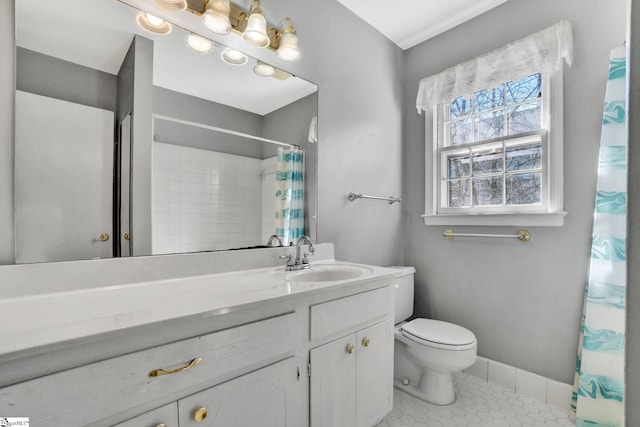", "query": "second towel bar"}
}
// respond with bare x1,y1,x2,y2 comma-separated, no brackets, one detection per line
348,192,401,205
443,229,531,242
